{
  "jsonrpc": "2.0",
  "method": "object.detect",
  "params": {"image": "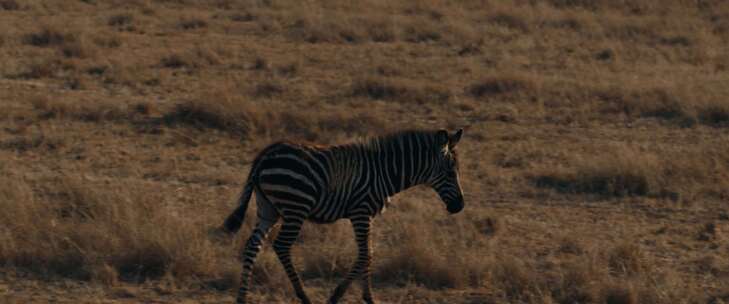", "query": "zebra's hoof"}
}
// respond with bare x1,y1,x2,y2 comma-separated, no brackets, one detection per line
296,292,312,304
327,295,341,304
327,287,346,304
